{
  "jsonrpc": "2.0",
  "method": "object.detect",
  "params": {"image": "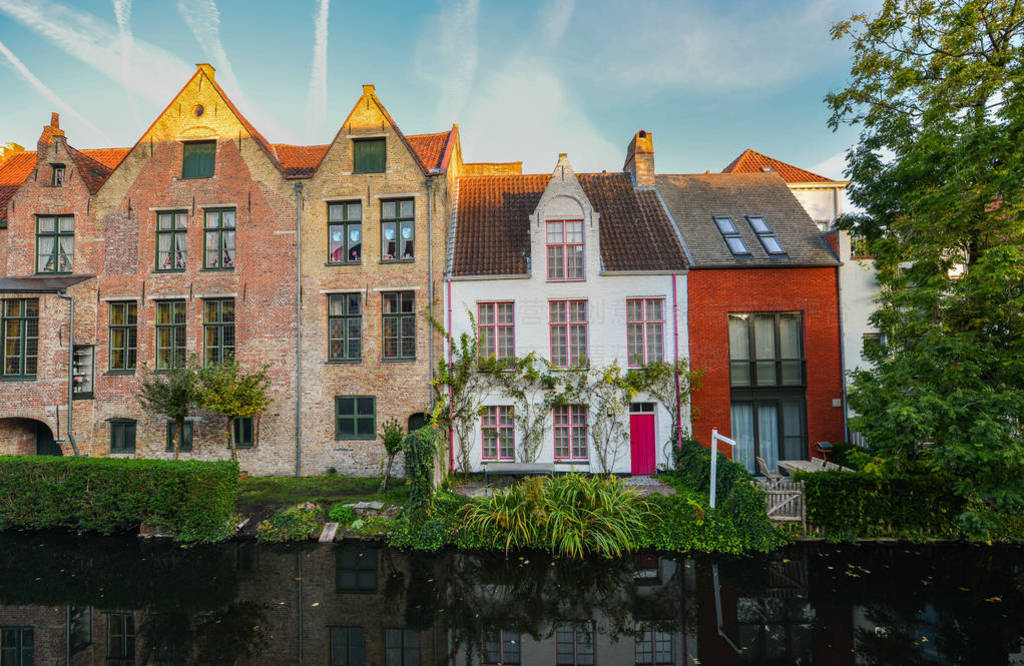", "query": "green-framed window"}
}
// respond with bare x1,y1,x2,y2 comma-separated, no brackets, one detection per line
330,626,366,666
110,420,136,454
335,396,375,440
182,140,216,179
155,300,186,371
72,345,94,399
234,416,254,449
0,626,33,664
156,211,187,271
36,214,74,274
1,298,39,379
353,138,385,173
166,420,193,452
50,163,65,187
328,293,362,362
108,301,137,372
382,291,415,360
203,209,235,270
106,612,135,664
328,202,362,264
380,199,414,262
203,298,235,366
